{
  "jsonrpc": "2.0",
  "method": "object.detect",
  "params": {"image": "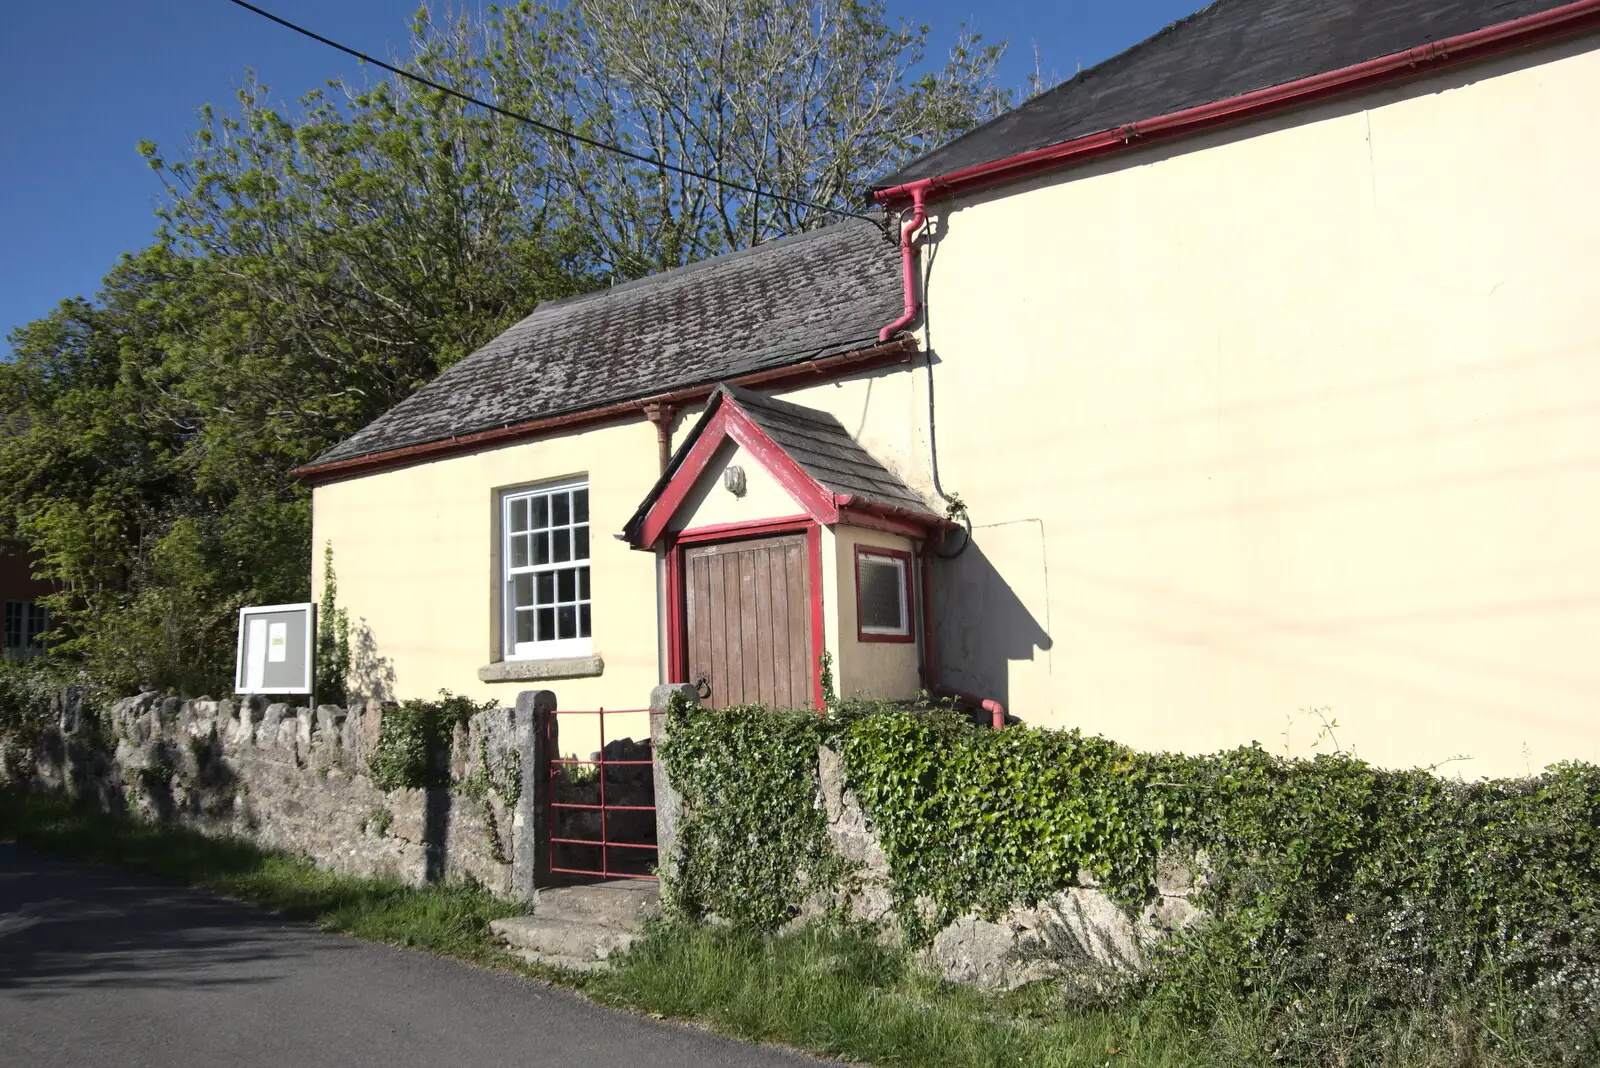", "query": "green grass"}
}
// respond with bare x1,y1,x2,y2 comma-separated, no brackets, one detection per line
589,921,1215,1068
0,789,1553,1068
